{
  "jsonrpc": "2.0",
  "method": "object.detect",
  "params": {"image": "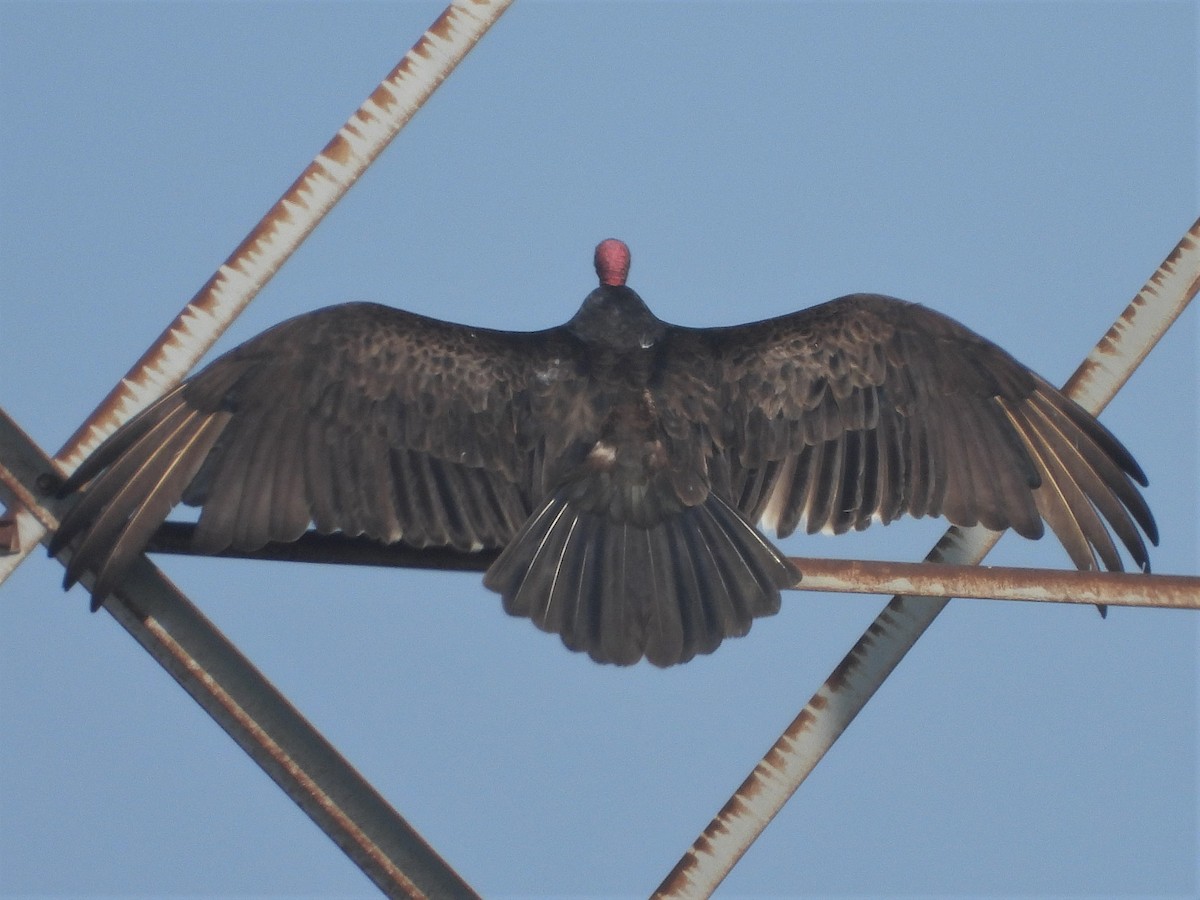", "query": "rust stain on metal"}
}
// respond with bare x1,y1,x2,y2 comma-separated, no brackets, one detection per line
428,3,467,44
825,650,861,693
143,527,1197,610
722,795,751,821
702,808,738,842
368,80,399,115
355,104,379,128
657,852,701,897
737,764,773,802
1151,228,1199,290
232,215,286,267
1062,217,1199,406
658,218,1199,897
787,556,1200,609
793,707,817,730
762,744,790,772
0,2,512,890
322,132,353,167
427,16,453,44
760,732,800,772
46,0,517,479
1069,355,1104,391
411,33,437,62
